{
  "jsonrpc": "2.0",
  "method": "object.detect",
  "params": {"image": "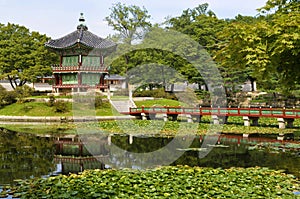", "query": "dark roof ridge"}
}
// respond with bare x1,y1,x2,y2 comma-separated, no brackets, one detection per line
45,28,116,50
